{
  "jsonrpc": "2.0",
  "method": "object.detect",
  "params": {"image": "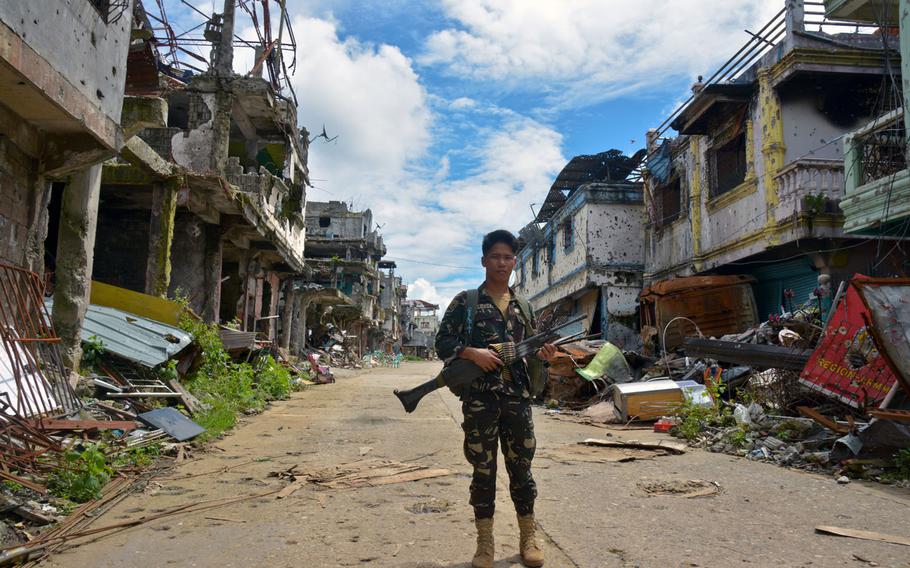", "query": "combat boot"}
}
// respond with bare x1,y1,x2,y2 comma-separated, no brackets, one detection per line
472,517,494,568
517,514,544,567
